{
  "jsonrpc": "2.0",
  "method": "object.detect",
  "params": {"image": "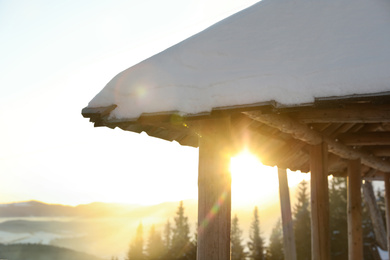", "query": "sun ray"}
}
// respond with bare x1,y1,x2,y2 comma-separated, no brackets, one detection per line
230,150,310,207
